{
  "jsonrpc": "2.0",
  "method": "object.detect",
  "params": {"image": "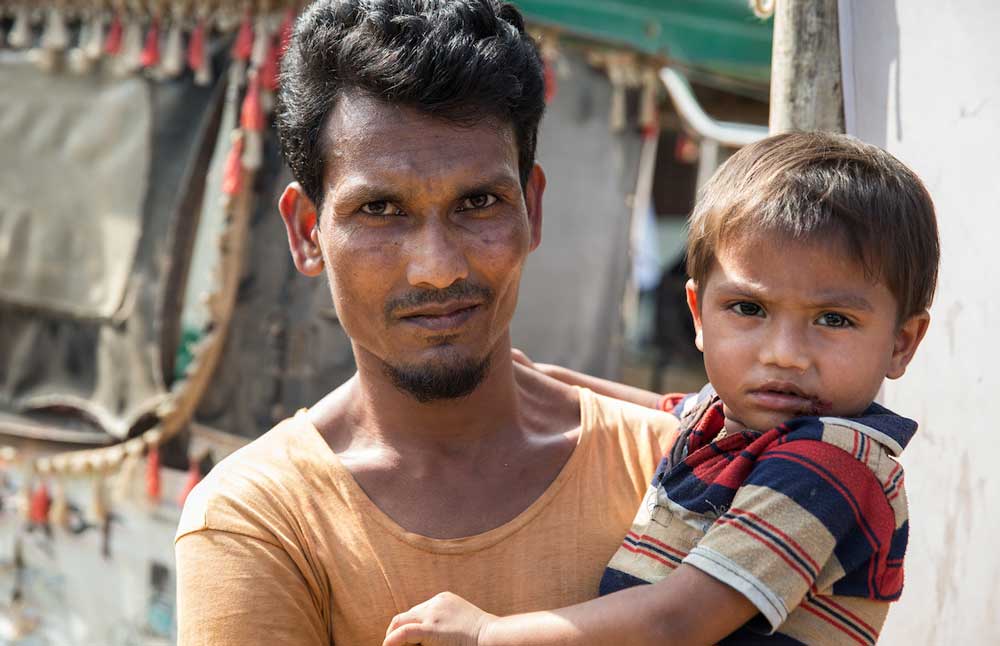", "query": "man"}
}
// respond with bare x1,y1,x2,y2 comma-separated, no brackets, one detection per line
174,1,678,644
